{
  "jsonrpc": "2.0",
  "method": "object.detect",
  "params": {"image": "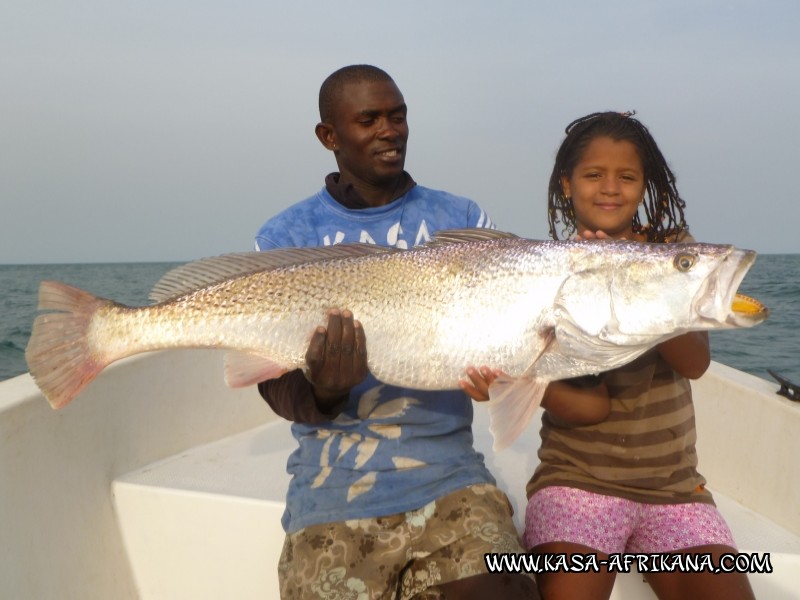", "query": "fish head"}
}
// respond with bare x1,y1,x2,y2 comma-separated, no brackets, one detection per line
553,240,769,351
